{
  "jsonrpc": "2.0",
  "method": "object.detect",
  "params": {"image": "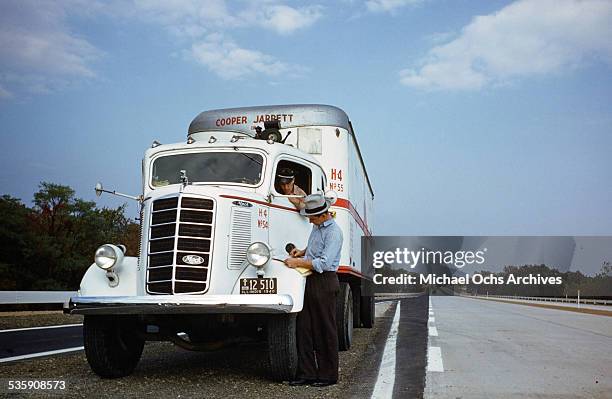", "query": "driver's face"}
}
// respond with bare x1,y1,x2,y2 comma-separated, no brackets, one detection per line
279,180,294,194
